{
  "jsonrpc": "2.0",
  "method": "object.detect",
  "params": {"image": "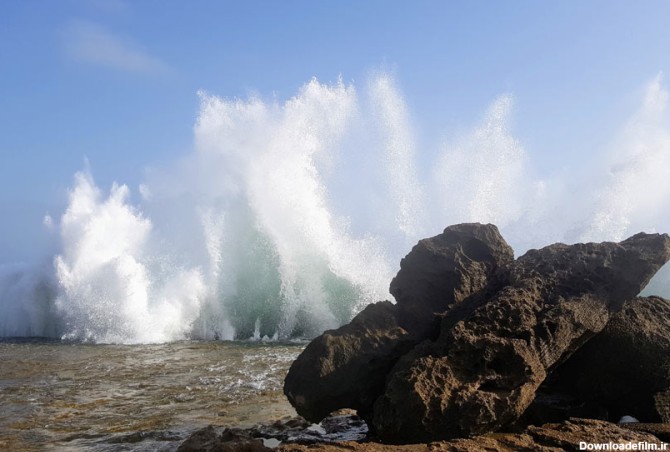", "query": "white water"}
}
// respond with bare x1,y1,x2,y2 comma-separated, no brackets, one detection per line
2,74,670,343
